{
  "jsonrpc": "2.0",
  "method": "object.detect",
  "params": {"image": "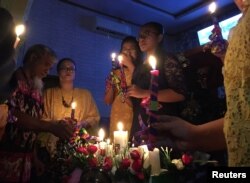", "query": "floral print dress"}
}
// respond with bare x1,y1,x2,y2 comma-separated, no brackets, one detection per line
0,67,44,182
